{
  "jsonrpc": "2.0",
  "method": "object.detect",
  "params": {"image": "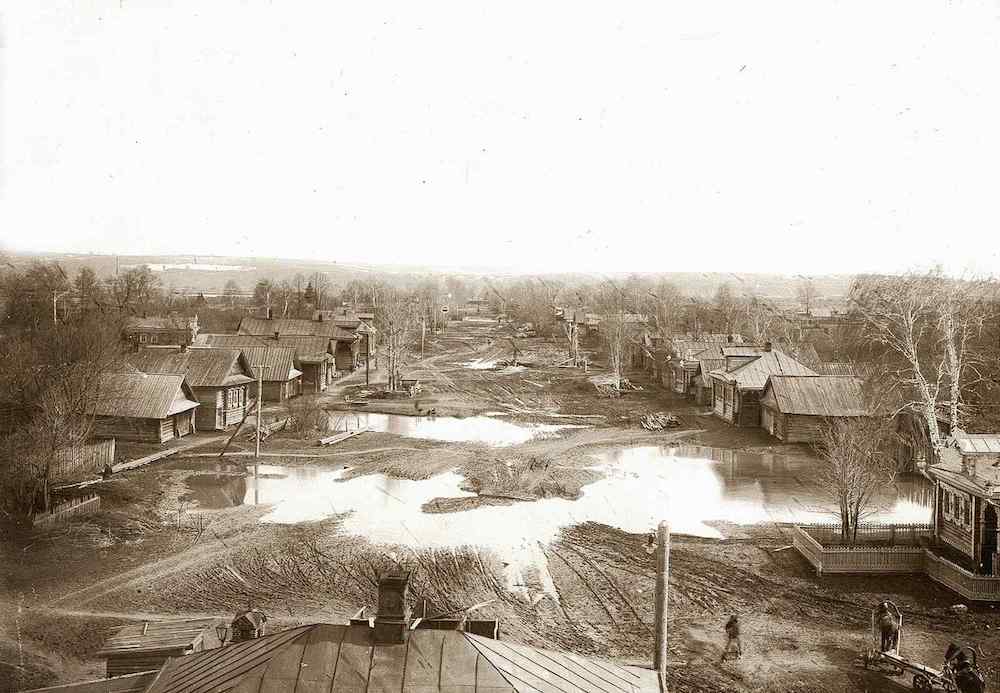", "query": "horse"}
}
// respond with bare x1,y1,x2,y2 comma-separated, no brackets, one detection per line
875,601,899,653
